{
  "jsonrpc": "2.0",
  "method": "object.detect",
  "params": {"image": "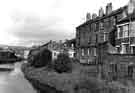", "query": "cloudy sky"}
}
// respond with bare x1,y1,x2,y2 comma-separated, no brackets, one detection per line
0,0,129,46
